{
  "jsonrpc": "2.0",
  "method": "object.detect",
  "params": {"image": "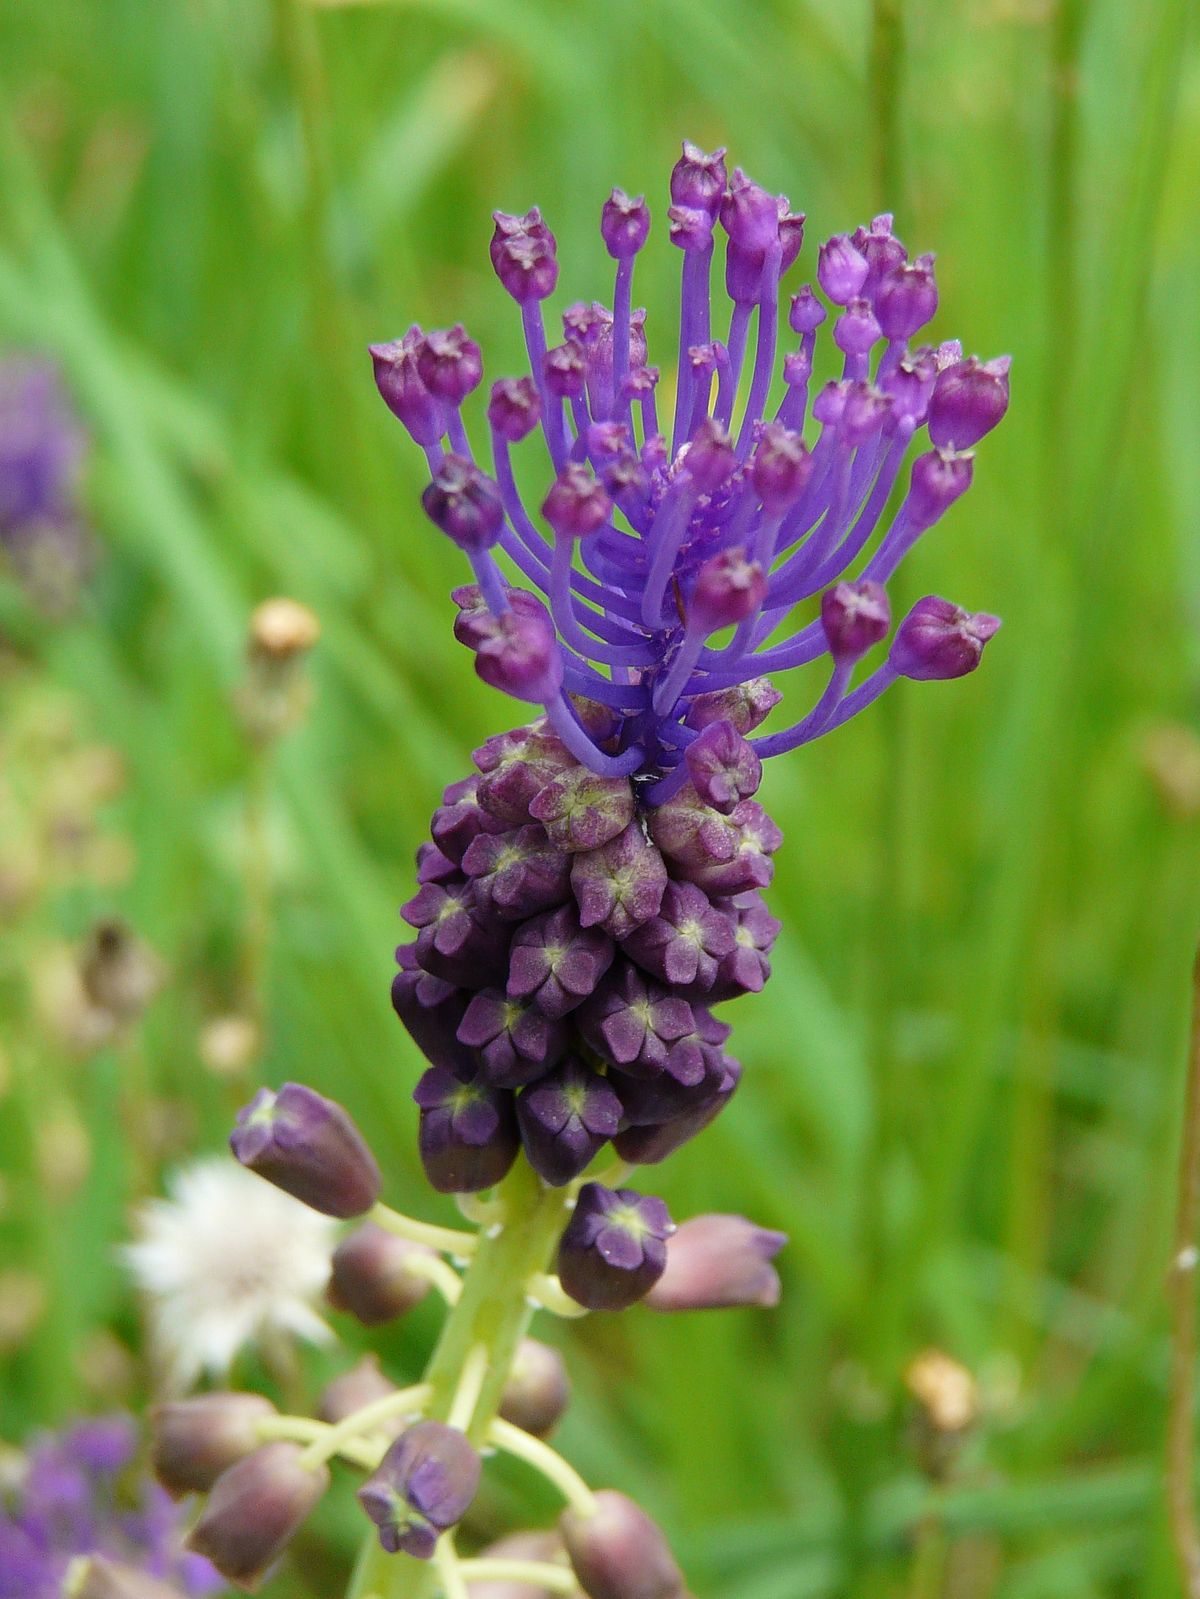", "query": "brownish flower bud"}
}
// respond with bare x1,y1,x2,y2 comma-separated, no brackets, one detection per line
150,1391,277,1498
326,1223,435,1324
498,1338,571,1439
319,1353,405,1438
186,1441,328,1589
560,1491,685,1599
